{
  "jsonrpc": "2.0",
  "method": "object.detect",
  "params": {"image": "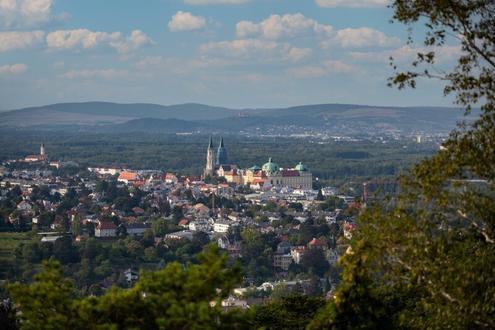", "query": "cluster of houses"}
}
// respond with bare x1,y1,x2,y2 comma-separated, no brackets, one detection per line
1,159,359,284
